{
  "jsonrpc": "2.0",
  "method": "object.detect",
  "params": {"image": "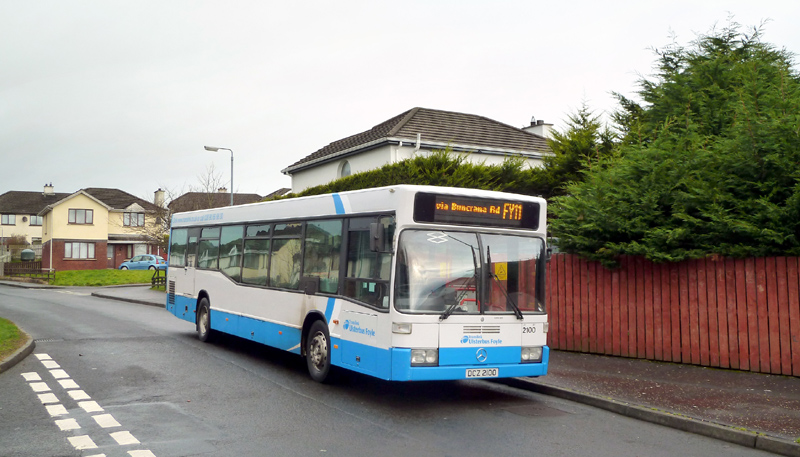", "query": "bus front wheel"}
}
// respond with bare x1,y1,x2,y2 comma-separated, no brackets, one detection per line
306,320,331,383
197,299,213,342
